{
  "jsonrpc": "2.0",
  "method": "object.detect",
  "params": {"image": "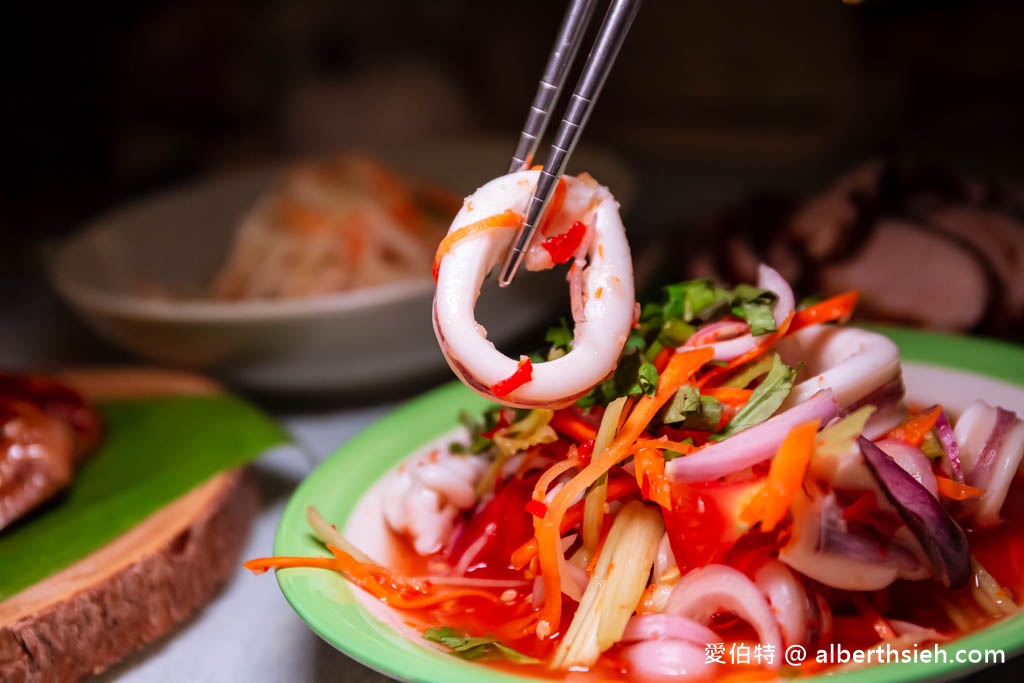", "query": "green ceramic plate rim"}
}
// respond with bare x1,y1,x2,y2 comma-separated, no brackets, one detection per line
274,327,1024,683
